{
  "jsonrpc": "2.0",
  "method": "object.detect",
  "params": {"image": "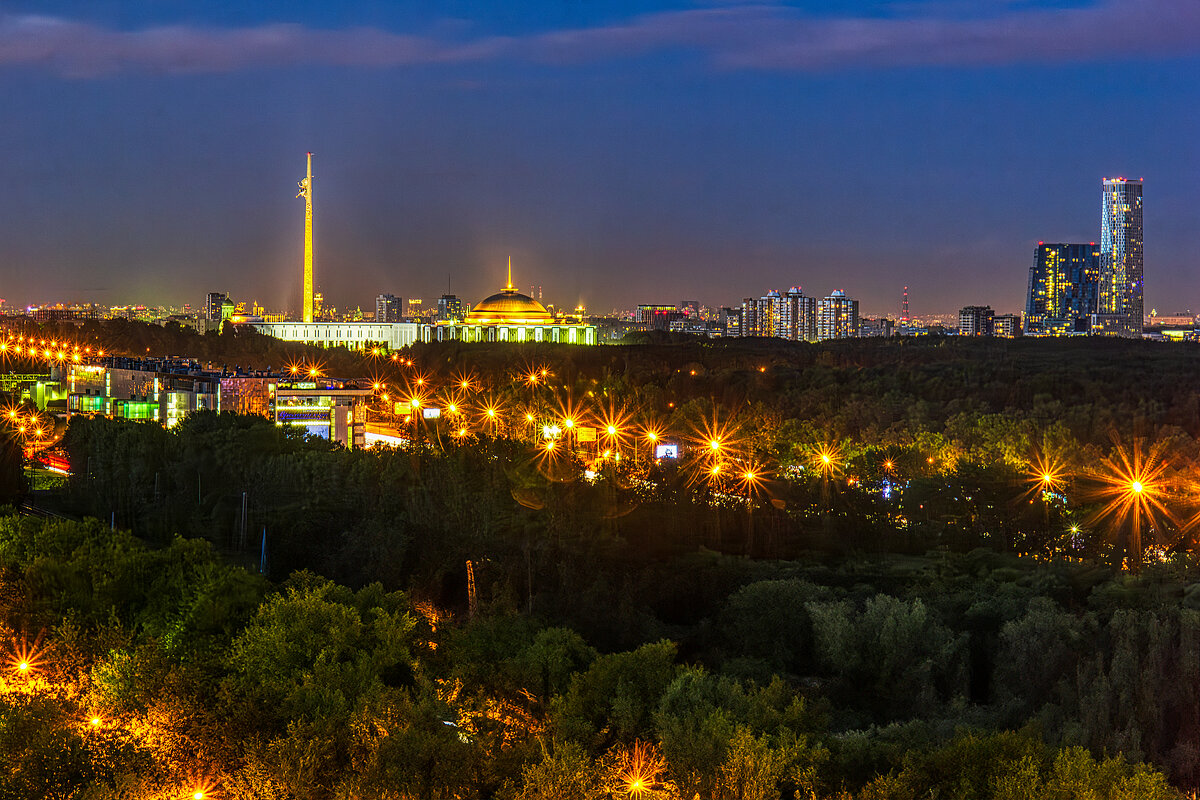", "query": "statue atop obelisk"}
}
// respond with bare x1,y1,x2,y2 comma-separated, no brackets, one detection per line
297,153,314,323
